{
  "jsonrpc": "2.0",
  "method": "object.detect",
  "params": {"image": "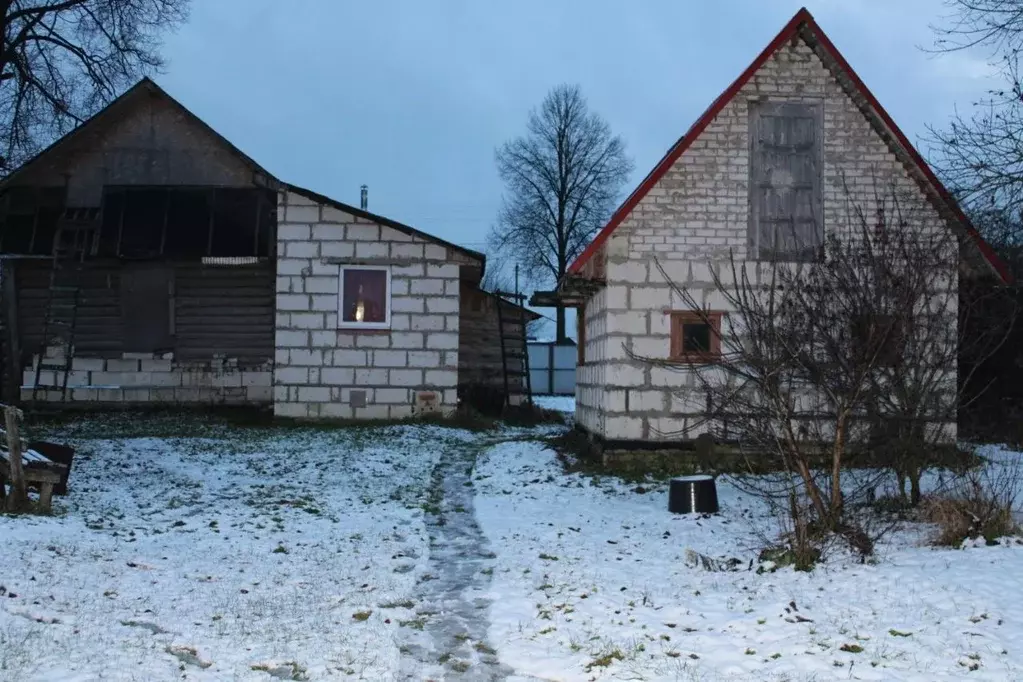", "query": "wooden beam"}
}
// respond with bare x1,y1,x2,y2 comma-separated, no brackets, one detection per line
2,260,20,405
